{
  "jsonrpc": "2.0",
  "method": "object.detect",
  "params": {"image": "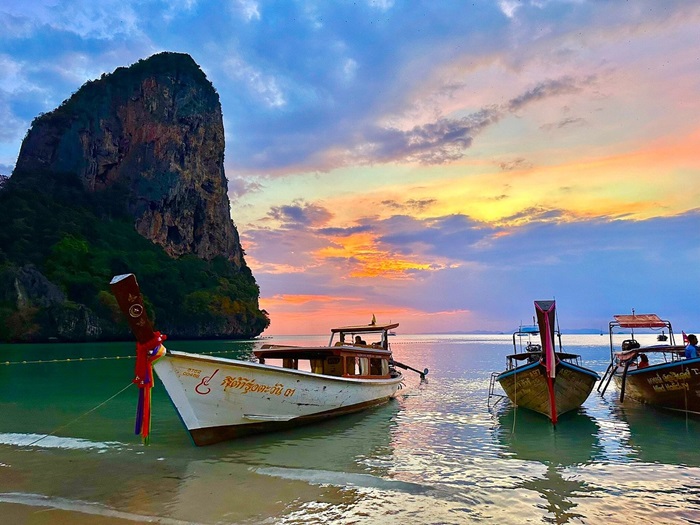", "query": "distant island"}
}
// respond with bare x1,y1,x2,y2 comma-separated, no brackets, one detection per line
0,52,269,343
421,328,607,335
